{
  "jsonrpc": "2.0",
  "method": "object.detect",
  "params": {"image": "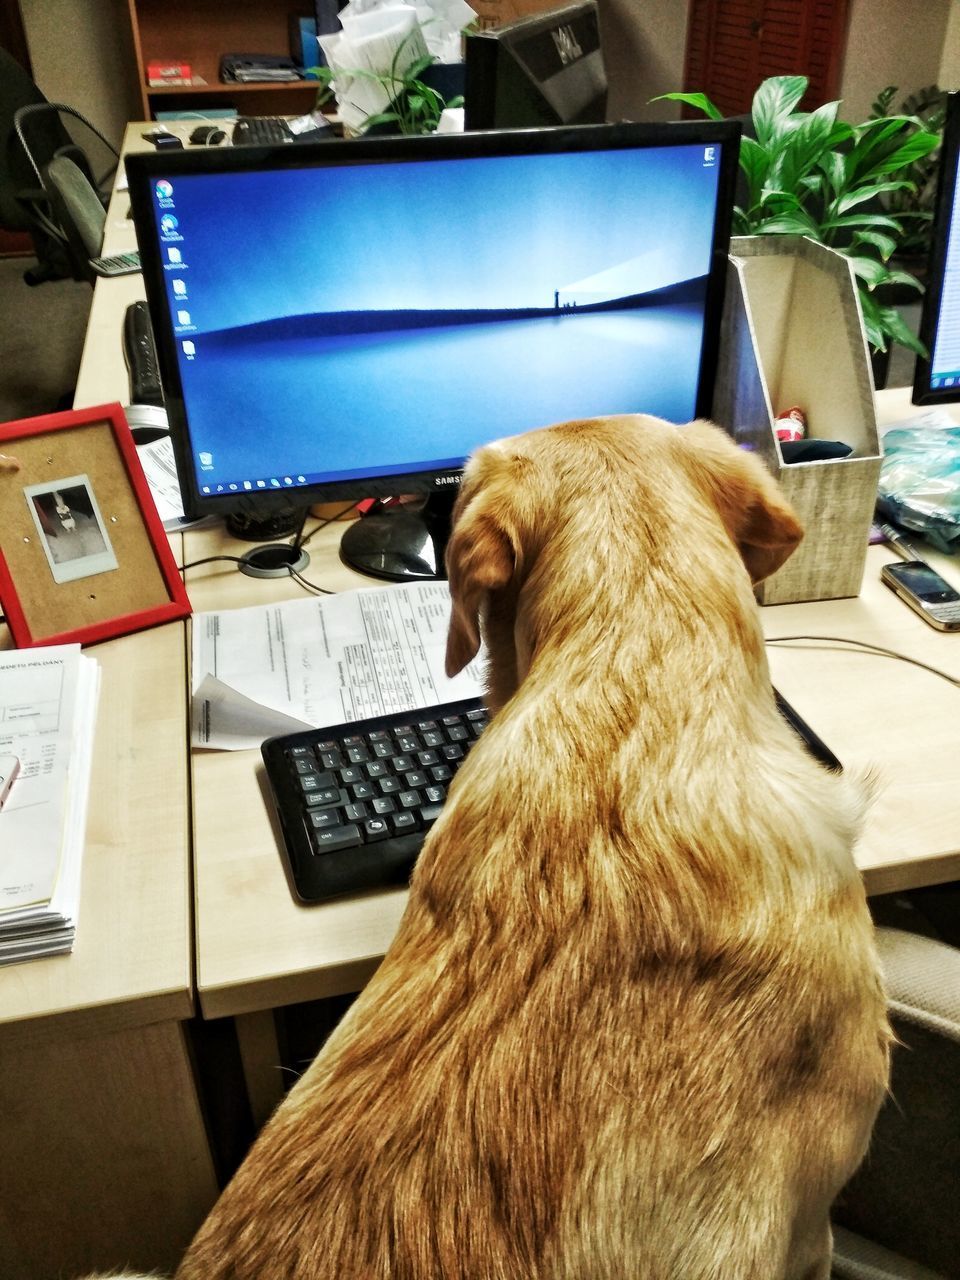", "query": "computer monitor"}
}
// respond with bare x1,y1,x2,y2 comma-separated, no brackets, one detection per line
914,91,960,403
464,1,607,132
126,120,739,581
